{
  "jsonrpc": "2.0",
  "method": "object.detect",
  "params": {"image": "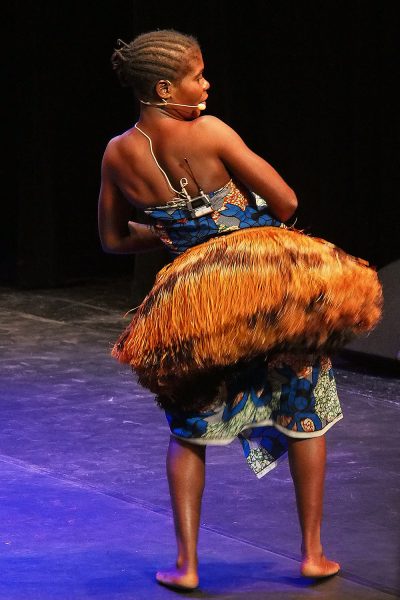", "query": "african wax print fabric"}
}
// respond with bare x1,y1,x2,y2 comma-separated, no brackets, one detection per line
166,355,342,478
144,179,284,256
